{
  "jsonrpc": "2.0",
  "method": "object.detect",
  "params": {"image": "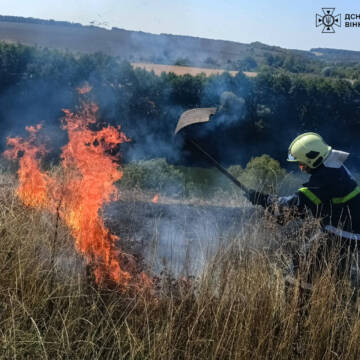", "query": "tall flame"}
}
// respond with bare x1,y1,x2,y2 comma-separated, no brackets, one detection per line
4,90,149,288
4,124,52,208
